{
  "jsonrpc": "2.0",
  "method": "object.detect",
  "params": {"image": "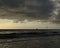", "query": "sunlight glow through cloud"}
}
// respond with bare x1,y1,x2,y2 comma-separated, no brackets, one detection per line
0,19,59,29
